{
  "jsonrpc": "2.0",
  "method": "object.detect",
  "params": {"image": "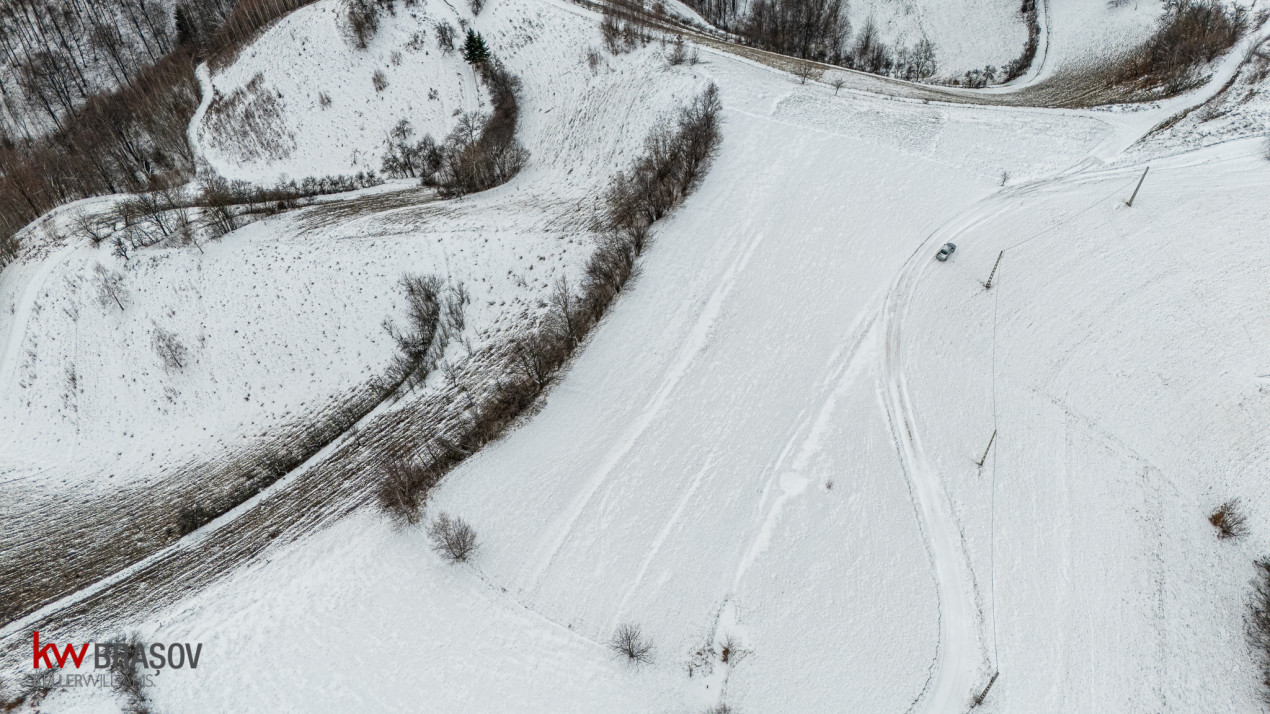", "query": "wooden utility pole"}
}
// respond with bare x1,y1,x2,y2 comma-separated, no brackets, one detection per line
976,429,997,469
1125,166,1149,207
983,251,1004,290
